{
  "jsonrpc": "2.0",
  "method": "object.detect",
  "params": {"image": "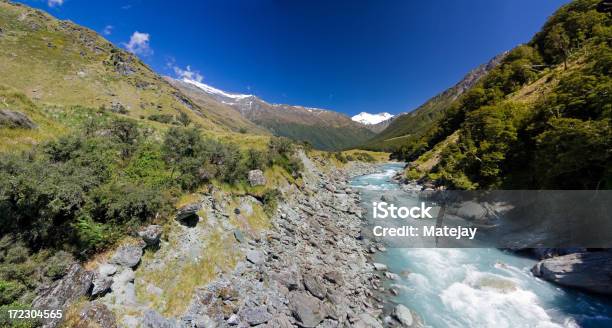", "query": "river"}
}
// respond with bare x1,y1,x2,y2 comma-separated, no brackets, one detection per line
350,162,612,328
